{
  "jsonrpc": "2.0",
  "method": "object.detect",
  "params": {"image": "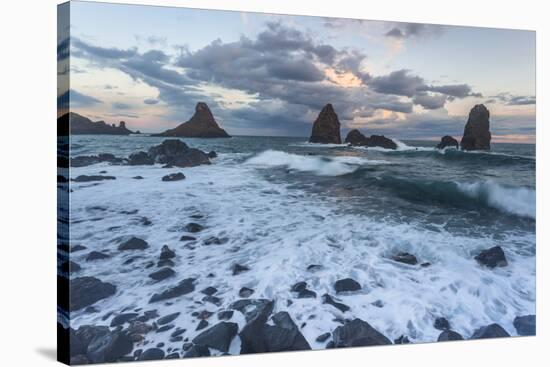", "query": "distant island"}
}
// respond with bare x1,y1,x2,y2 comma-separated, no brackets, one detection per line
153,102,230,138
58,112,136,135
